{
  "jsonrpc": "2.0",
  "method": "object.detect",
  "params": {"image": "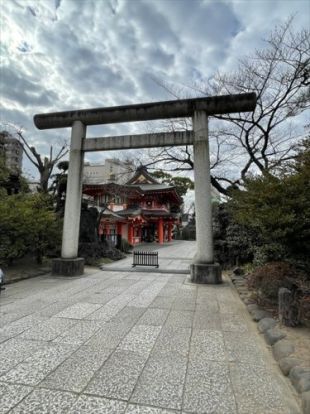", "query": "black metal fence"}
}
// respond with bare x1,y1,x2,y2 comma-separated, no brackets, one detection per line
132,251,159,268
